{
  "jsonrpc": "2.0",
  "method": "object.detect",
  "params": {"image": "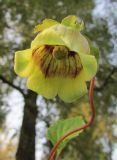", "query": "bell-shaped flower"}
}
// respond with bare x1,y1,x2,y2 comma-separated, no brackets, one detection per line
14,15,97,103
